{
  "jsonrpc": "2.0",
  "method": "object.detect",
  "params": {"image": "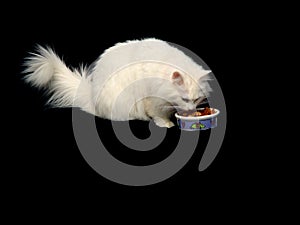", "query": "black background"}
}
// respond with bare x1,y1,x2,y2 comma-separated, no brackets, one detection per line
6,1,281,219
